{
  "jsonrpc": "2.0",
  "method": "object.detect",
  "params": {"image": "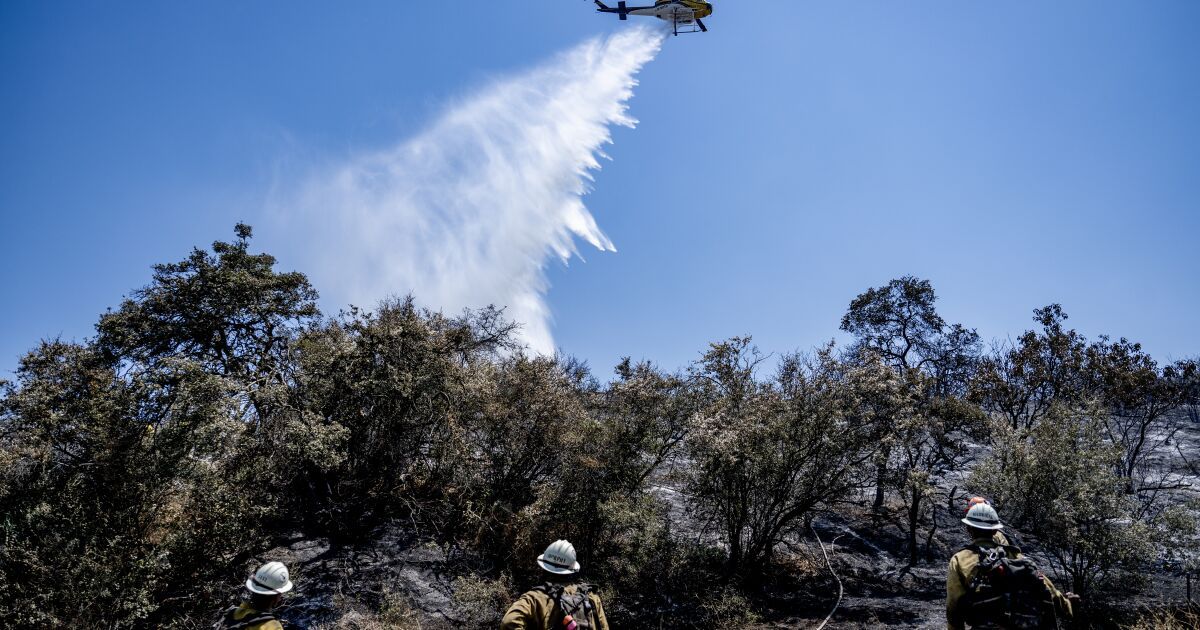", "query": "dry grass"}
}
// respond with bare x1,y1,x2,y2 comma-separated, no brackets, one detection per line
450,573,515,627
310,591,424,630
1123,604,1200,630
